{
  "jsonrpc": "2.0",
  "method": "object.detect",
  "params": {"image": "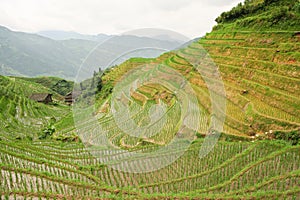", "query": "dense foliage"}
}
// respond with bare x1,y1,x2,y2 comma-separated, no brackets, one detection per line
215,0,300,30
20,76,74,96
273,130,300,145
